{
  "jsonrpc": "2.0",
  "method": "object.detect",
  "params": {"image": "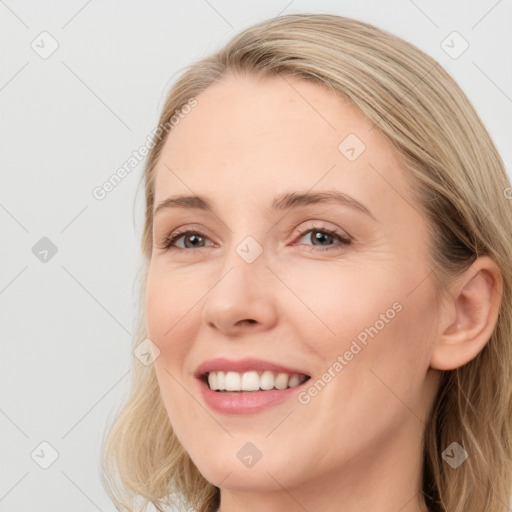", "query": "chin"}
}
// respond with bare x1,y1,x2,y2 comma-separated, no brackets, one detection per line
189,452,299,492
